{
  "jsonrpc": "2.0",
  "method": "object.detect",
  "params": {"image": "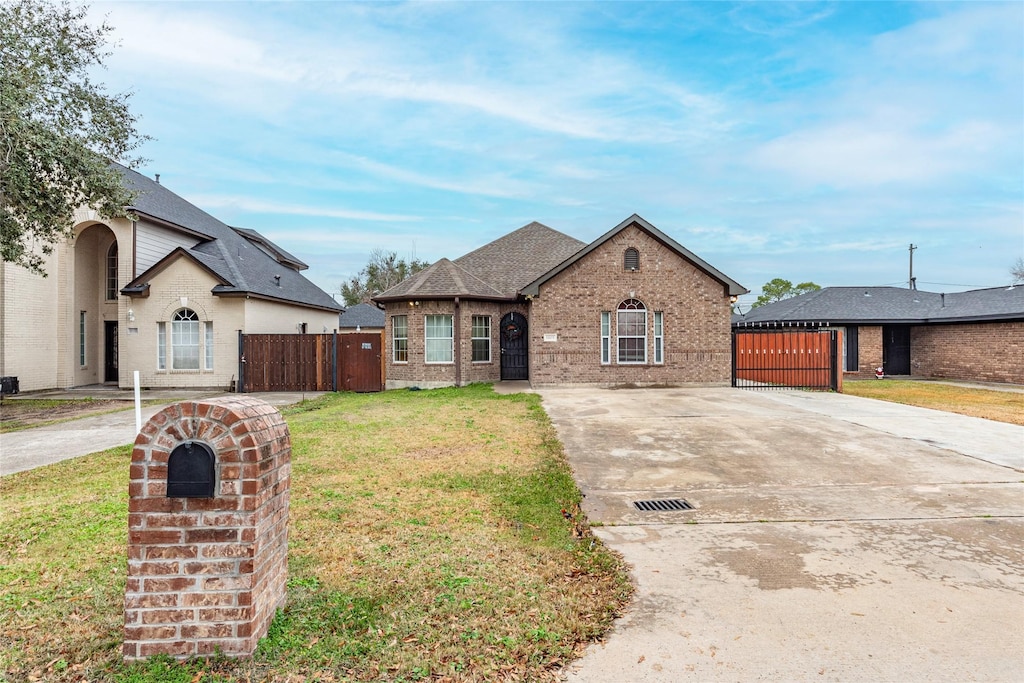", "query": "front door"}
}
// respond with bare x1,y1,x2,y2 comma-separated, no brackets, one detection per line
882,325,911,375
104,321,118,383
499,313,528,380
